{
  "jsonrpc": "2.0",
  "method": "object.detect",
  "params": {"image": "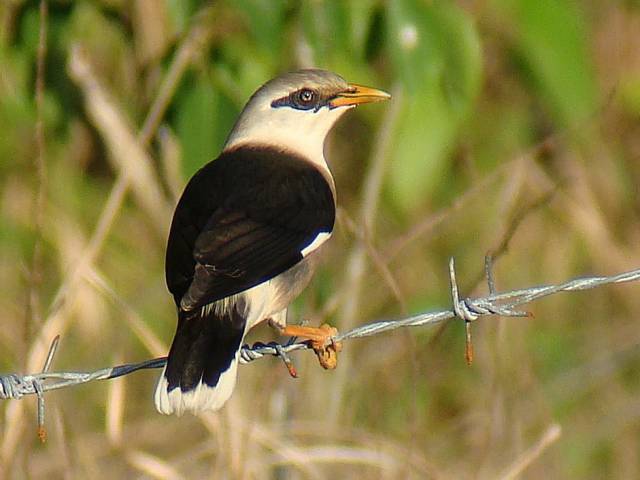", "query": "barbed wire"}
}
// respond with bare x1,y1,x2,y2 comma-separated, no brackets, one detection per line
2,257,640,440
